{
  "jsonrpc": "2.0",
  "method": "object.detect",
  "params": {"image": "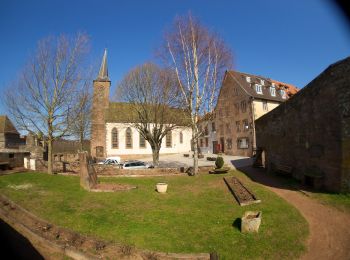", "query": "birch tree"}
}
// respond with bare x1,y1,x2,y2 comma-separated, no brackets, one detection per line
162,14,232,175
116,63,188,166
5,33,90,174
